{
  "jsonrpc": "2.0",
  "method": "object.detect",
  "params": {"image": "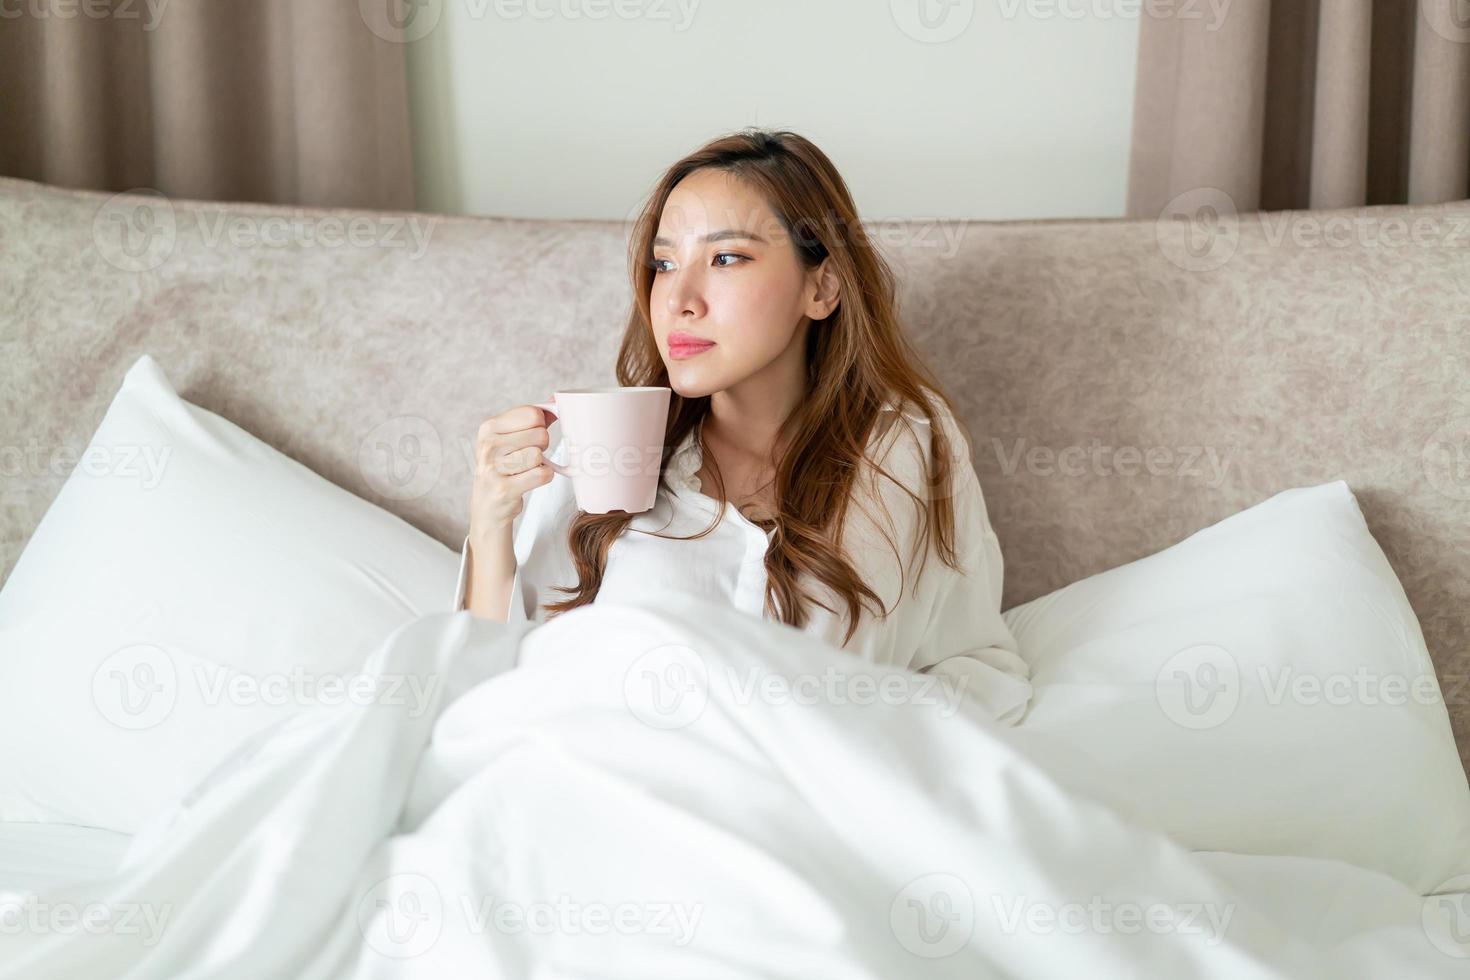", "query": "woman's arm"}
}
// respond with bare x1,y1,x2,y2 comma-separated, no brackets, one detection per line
900,408,1032,724
915,529,1033,726
456,404,563,621
464,524,517,622
451,436,575,624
